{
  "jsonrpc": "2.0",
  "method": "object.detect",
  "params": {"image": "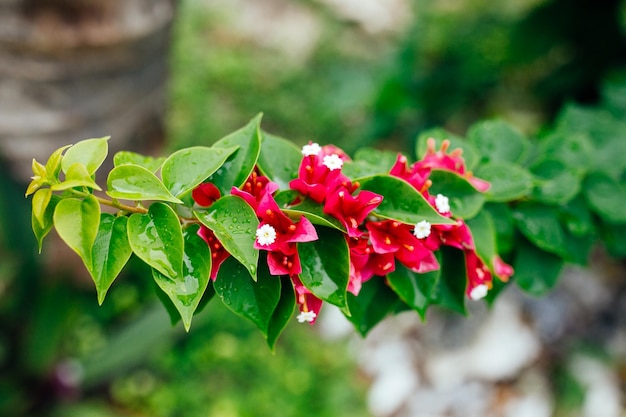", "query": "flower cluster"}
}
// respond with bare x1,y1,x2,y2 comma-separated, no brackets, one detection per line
191,138,513,325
